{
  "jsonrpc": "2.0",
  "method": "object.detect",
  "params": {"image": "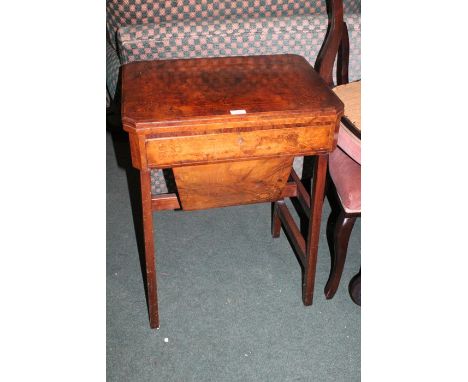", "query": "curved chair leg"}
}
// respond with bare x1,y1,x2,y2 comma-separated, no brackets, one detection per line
349,269,361,306
325,210,356,299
